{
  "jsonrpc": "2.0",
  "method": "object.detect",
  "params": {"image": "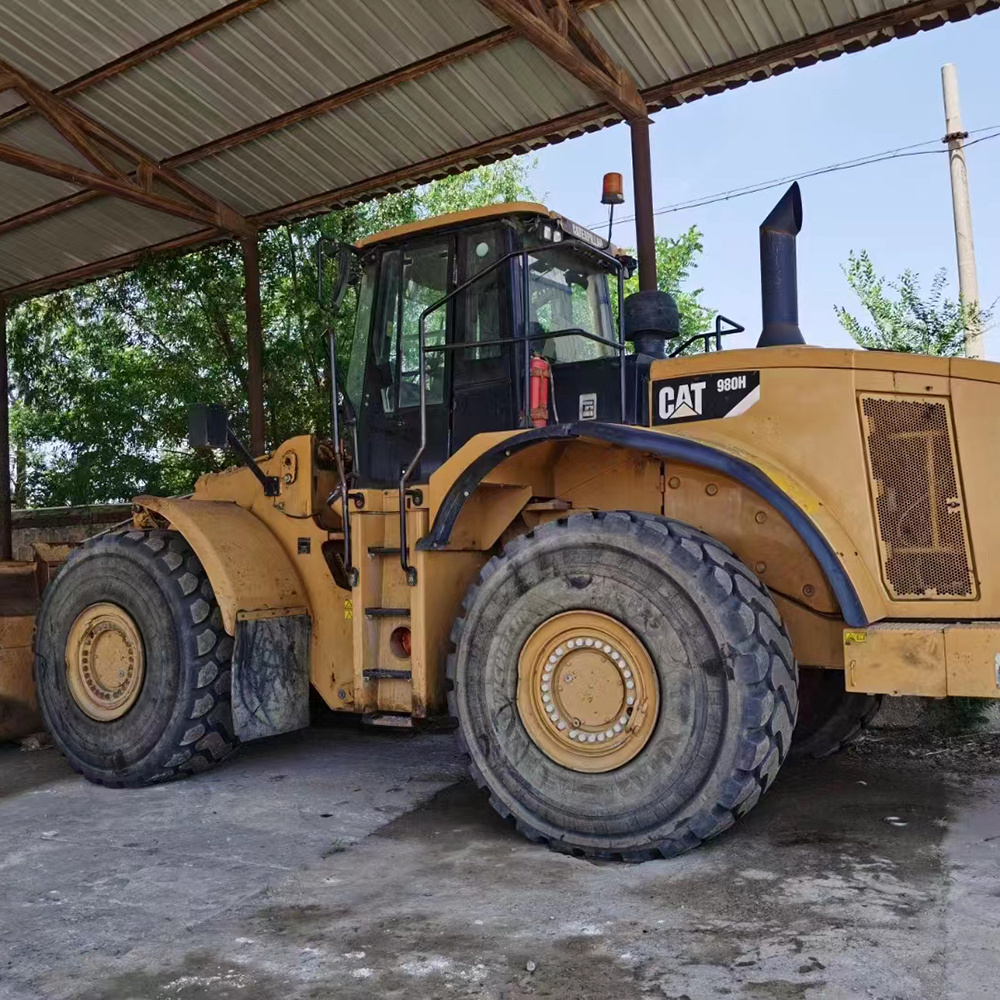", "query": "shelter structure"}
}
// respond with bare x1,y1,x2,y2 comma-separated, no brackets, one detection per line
0,0,995,555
